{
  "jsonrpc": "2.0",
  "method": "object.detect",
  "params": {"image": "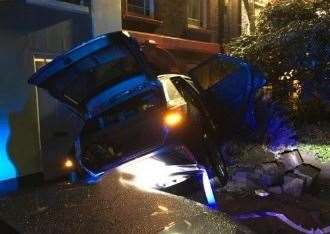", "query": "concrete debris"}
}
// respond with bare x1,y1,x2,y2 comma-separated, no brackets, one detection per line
254,189,270,197
226,150,321,197
293,163,320,188
223,180,257,193
231,167,255,183
278,149,303,171
267,186,283,195
255,162,285,187
282,173,306,197
223,181,247,193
